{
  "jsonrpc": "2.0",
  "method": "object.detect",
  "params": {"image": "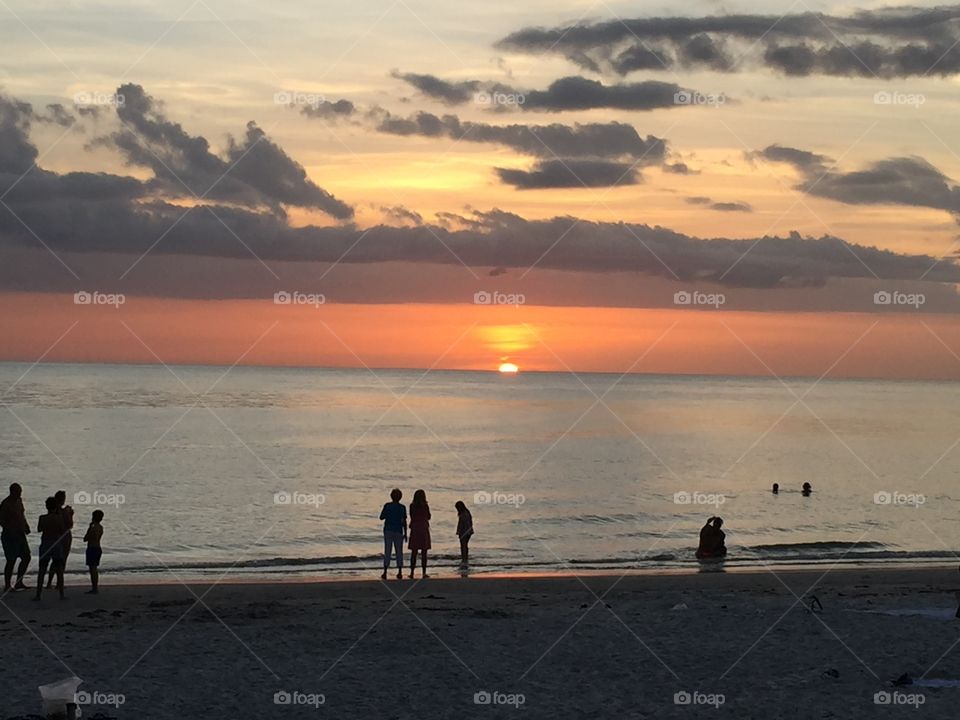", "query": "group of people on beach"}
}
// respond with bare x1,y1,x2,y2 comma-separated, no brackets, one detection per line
379,489,473,579
0,483,105,599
